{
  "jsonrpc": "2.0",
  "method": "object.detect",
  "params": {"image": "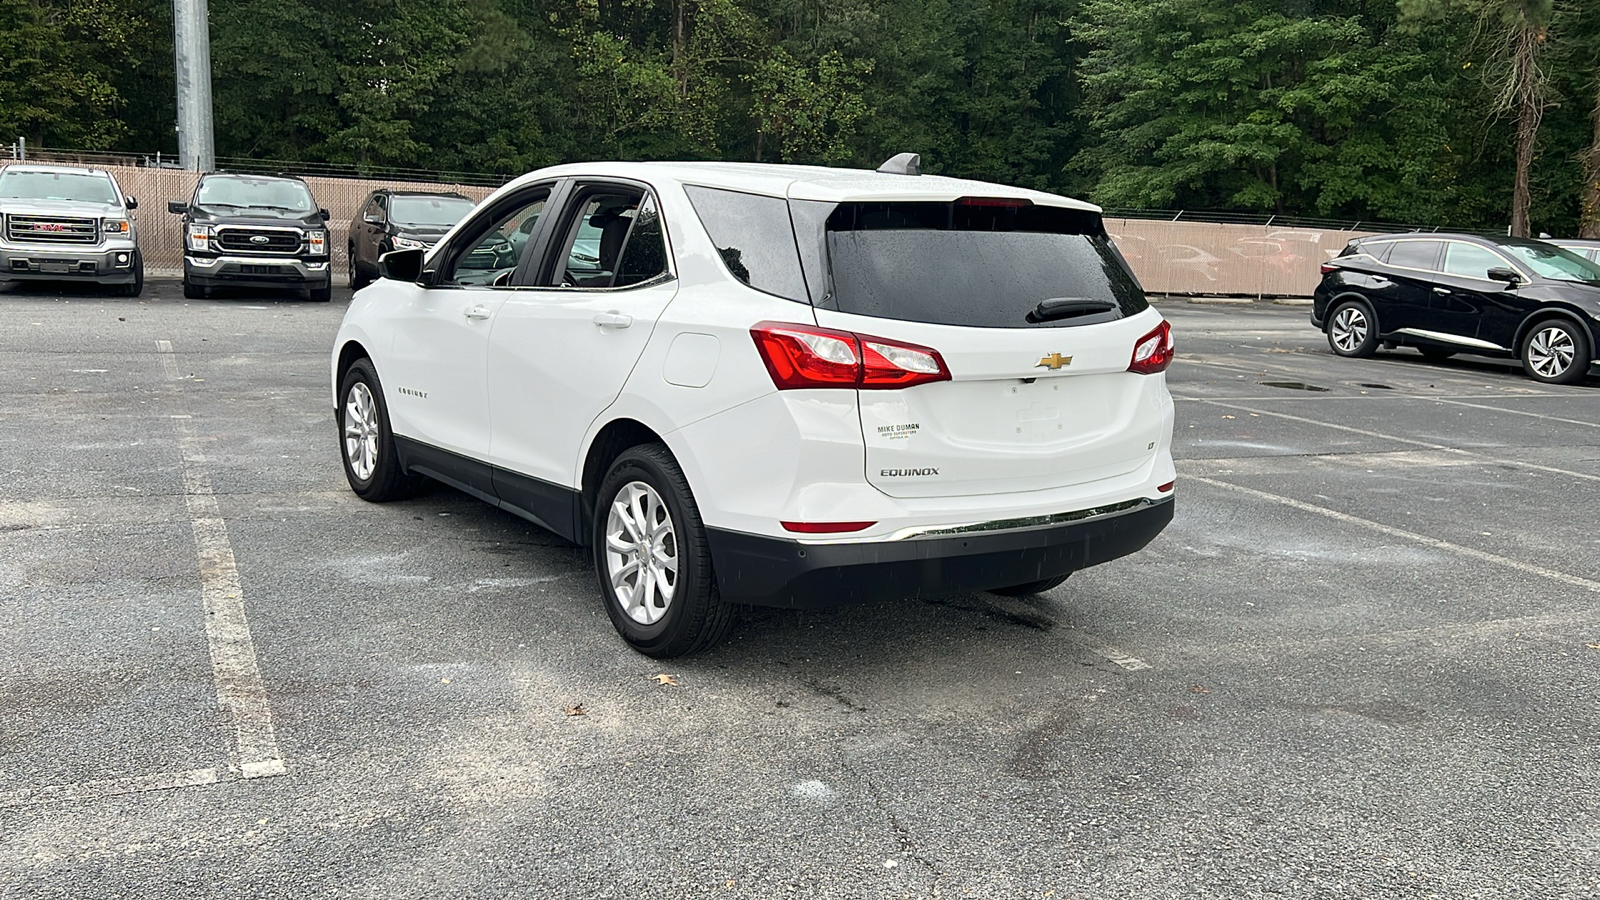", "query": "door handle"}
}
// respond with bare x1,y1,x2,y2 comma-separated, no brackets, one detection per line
464,305,492,320
593,311,633,329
